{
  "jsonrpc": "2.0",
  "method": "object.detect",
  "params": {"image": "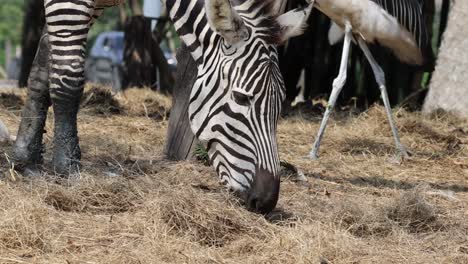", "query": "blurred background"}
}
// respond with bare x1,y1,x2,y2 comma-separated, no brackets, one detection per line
0,0,451,110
